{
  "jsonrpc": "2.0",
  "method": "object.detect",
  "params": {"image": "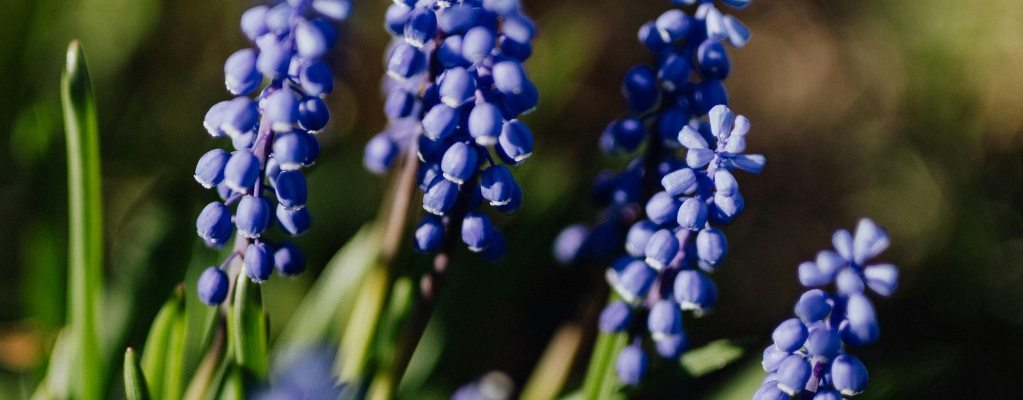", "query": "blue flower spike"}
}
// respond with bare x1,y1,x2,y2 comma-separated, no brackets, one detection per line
364,1,543,260
193,0,347,304
757,219,897,399
551,0,768,385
